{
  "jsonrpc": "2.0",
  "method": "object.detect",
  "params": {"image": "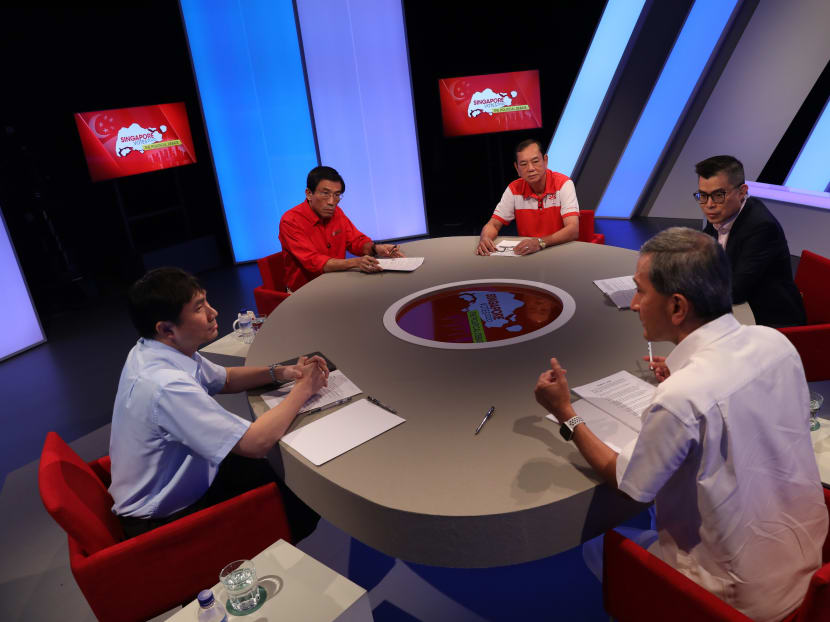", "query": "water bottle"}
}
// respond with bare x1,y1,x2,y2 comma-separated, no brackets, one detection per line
197,589,228,622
